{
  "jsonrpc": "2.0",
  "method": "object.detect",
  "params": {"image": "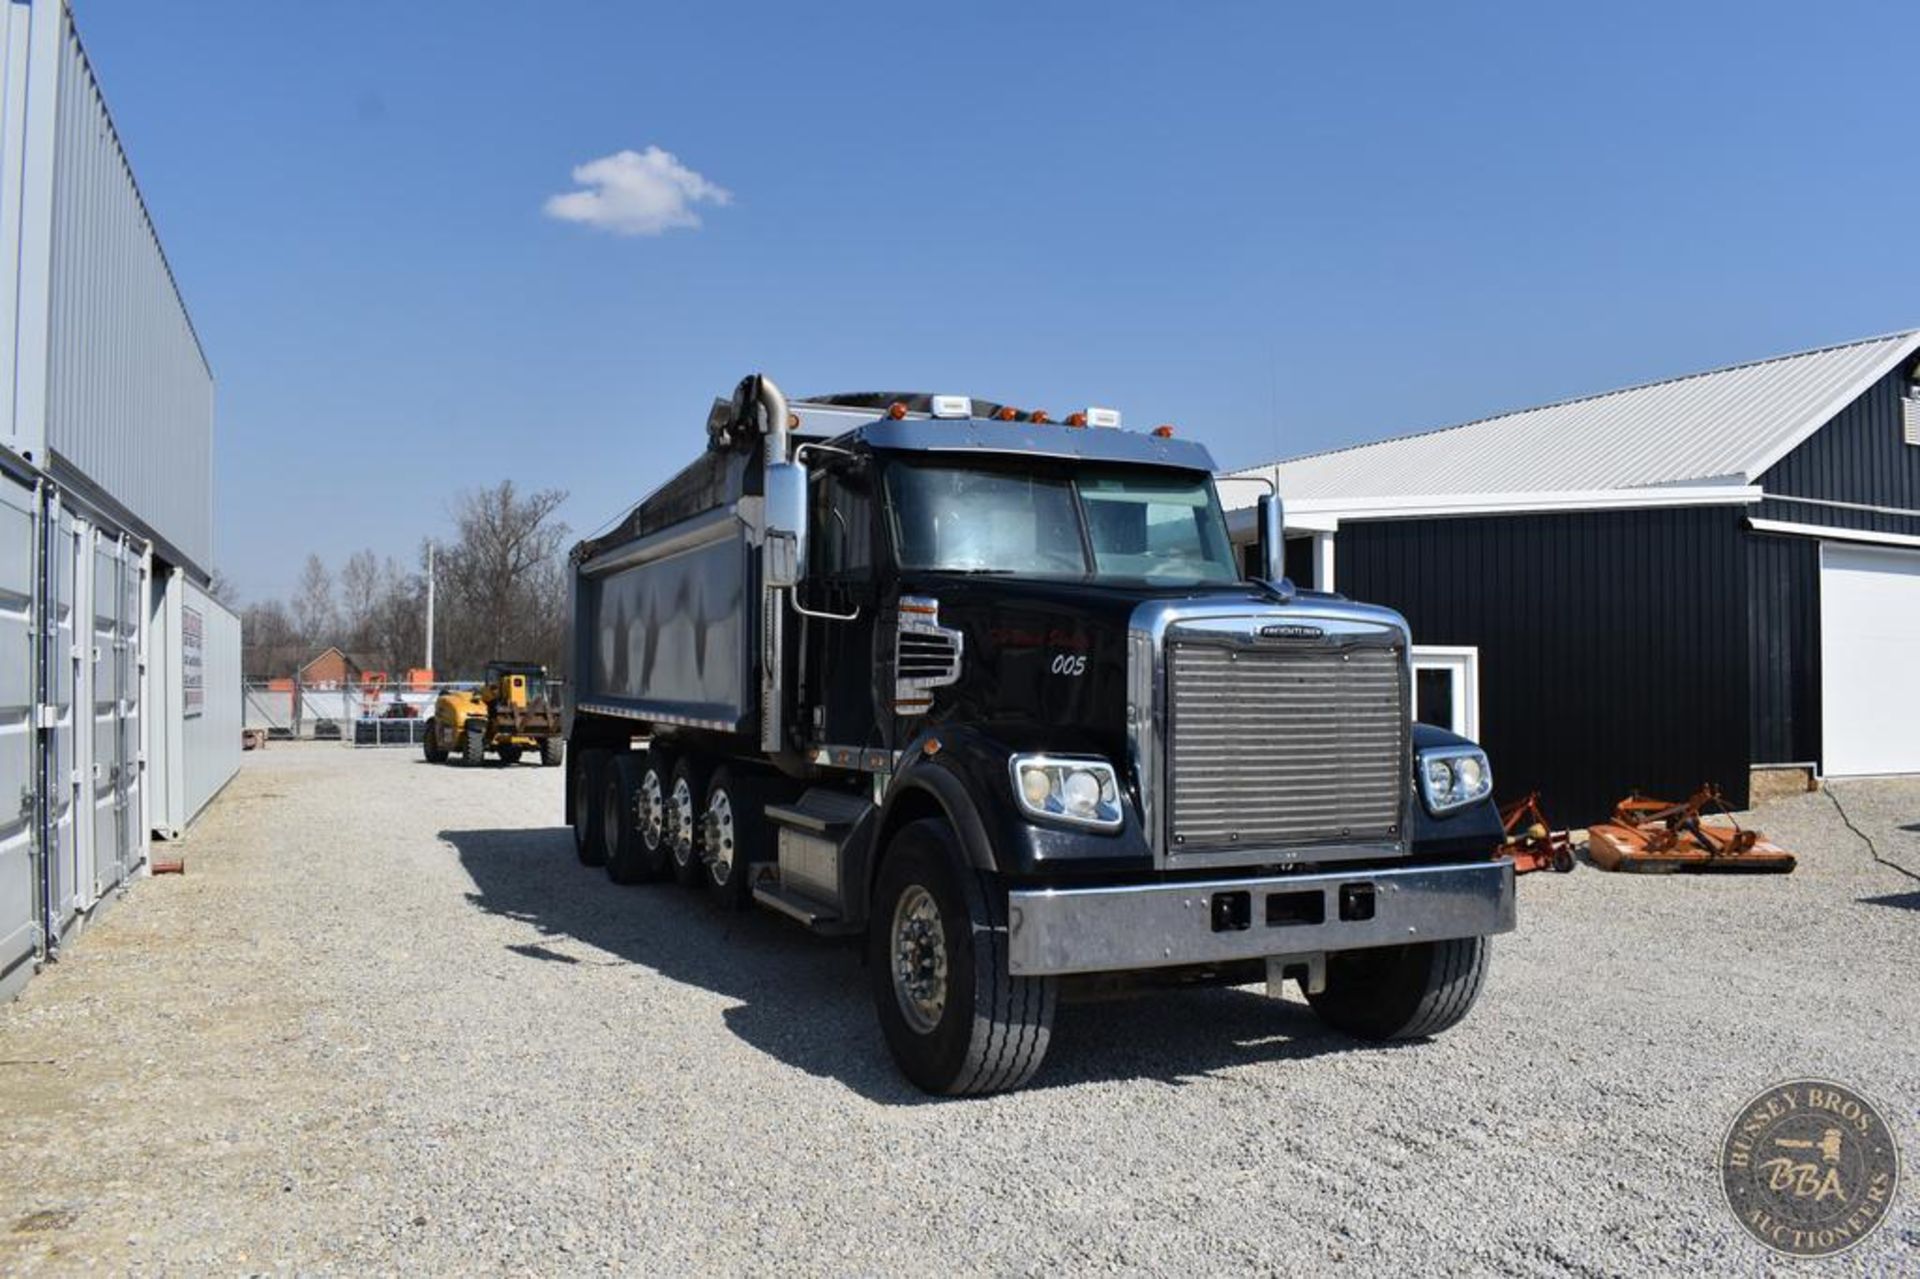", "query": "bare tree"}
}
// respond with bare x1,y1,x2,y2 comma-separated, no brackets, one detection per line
338,550,381,652
291,553,337,652
240,599,303,678
241,482,572,684
366,555,427,673
438,482,570,678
